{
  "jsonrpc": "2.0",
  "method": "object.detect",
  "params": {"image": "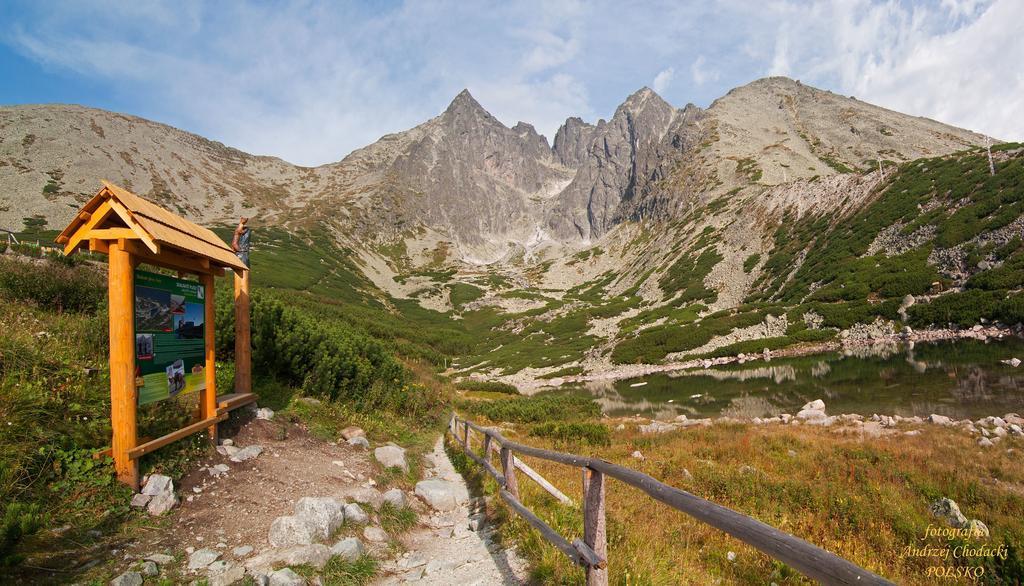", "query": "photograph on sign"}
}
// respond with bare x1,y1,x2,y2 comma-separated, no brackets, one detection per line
133,269,206,406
